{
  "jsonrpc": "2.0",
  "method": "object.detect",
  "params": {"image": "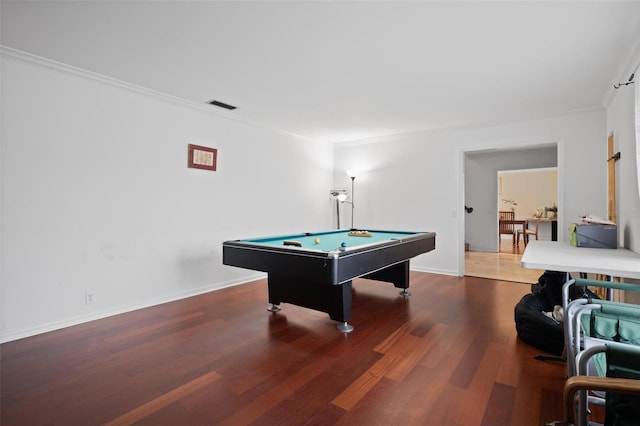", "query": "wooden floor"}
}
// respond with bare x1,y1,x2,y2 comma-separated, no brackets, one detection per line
1,272,569,425
465,239,544,284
